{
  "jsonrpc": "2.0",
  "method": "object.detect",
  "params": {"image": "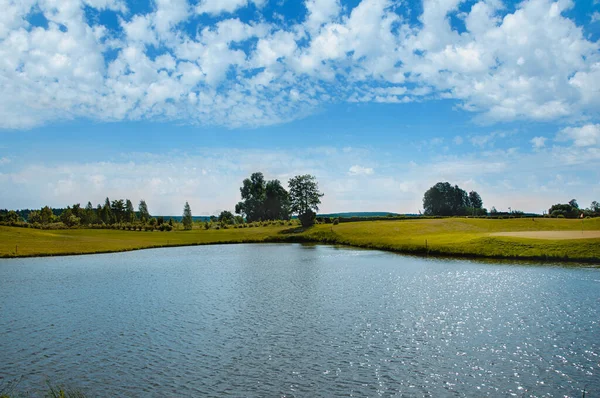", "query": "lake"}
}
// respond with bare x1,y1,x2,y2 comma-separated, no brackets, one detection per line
1,244,599,396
